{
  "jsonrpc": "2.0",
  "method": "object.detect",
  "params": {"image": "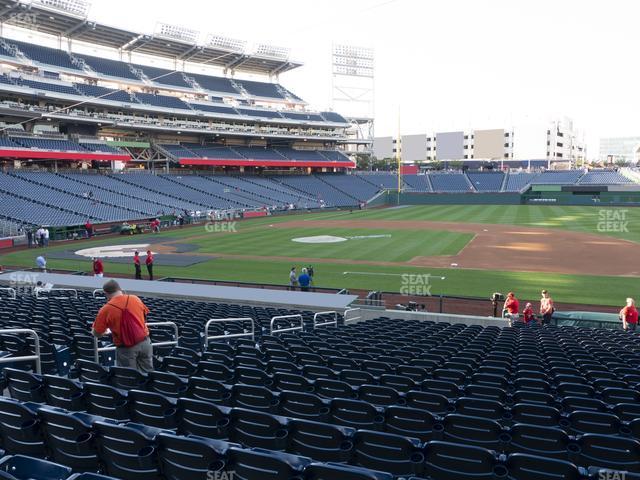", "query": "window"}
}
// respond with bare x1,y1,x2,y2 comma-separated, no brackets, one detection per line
464,135,468,140
557,142,563,148
504,132,510,137
464,145,468,149
557,132,564,137
547,141,550,146
504,153,509,158
504,143,509,148
464,155,468,159
557,152,563,158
